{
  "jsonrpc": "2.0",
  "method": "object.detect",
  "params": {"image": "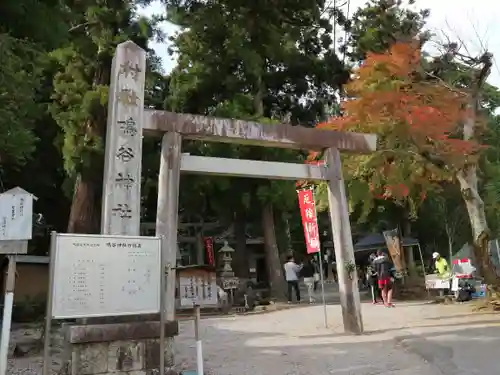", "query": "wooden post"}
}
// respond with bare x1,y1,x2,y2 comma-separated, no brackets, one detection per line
325,148,363,334
156,132,182,366
194,304,203,375
0,256,16,375
196,232,204,264
101,40,146,236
